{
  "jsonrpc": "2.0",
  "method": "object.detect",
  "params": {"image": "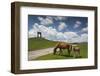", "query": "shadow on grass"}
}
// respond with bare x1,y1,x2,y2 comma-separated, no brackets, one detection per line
75,56,82,58
59,54,82,58
61,55,73,57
